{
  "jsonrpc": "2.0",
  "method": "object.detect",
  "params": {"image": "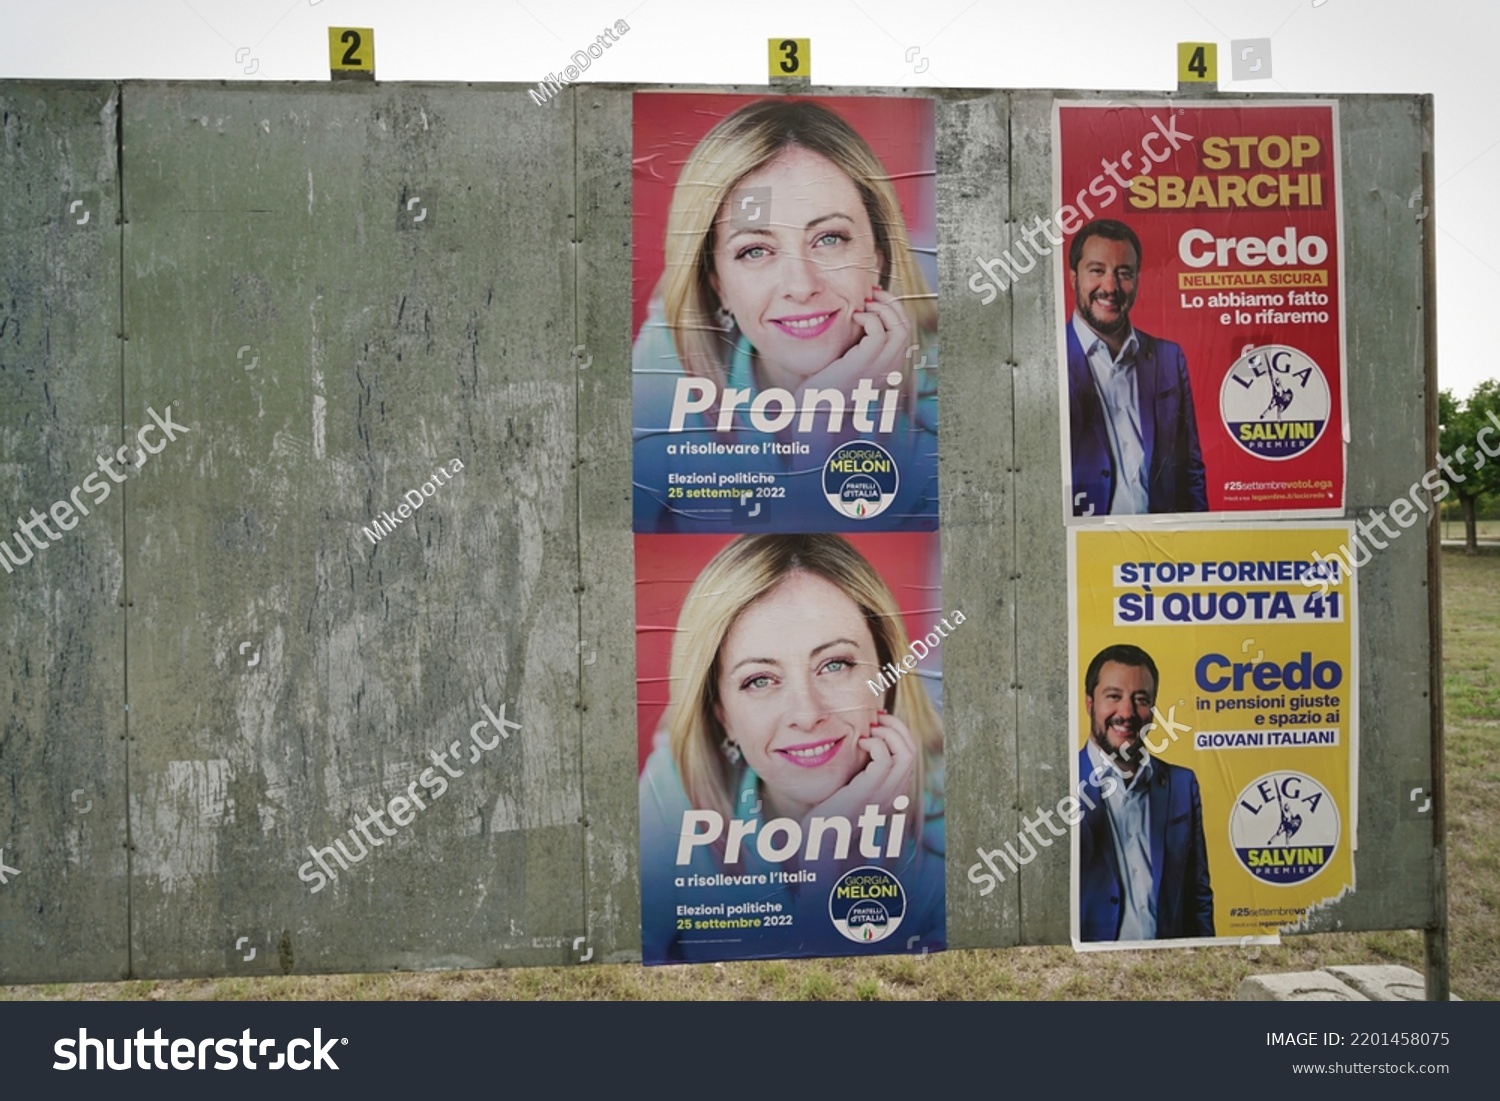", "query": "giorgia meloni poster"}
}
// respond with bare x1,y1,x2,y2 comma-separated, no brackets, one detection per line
1052,101,1347,522
636,532,948,963
631,92,938,534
